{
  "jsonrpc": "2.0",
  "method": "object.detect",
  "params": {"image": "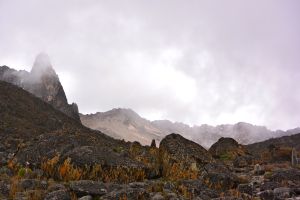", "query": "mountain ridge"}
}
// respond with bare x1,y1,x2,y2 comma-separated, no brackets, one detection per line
81,108,300,148
80,108,166,145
